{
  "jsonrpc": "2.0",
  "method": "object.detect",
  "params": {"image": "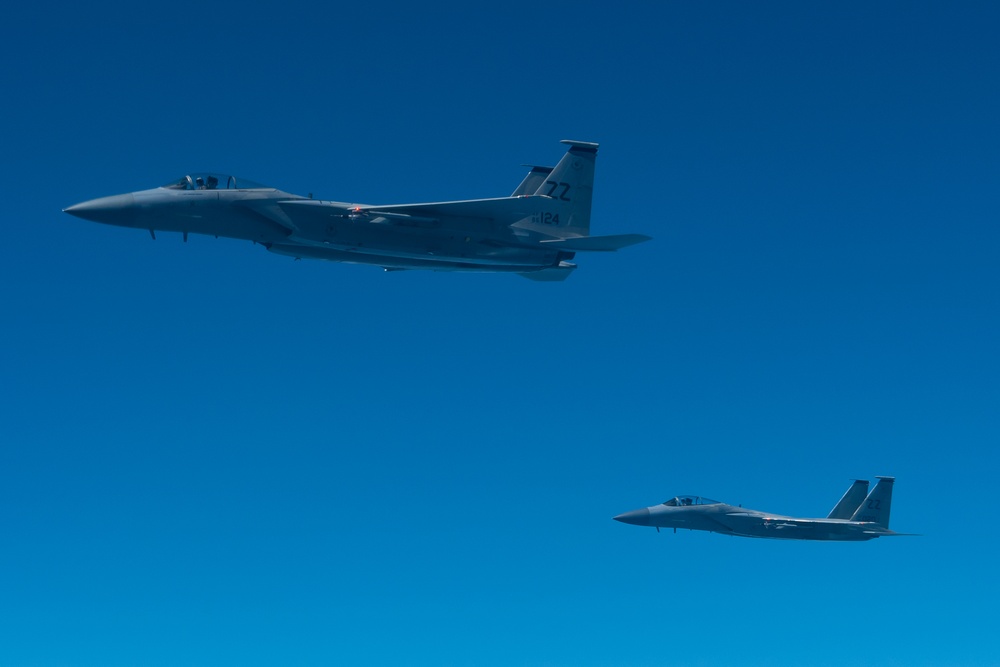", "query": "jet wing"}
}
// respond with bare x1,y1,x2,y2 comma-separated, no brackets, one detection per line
278,199,441,228
279,196,547,228
359,197,556,227
724,512,803,531
755,516,812,529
